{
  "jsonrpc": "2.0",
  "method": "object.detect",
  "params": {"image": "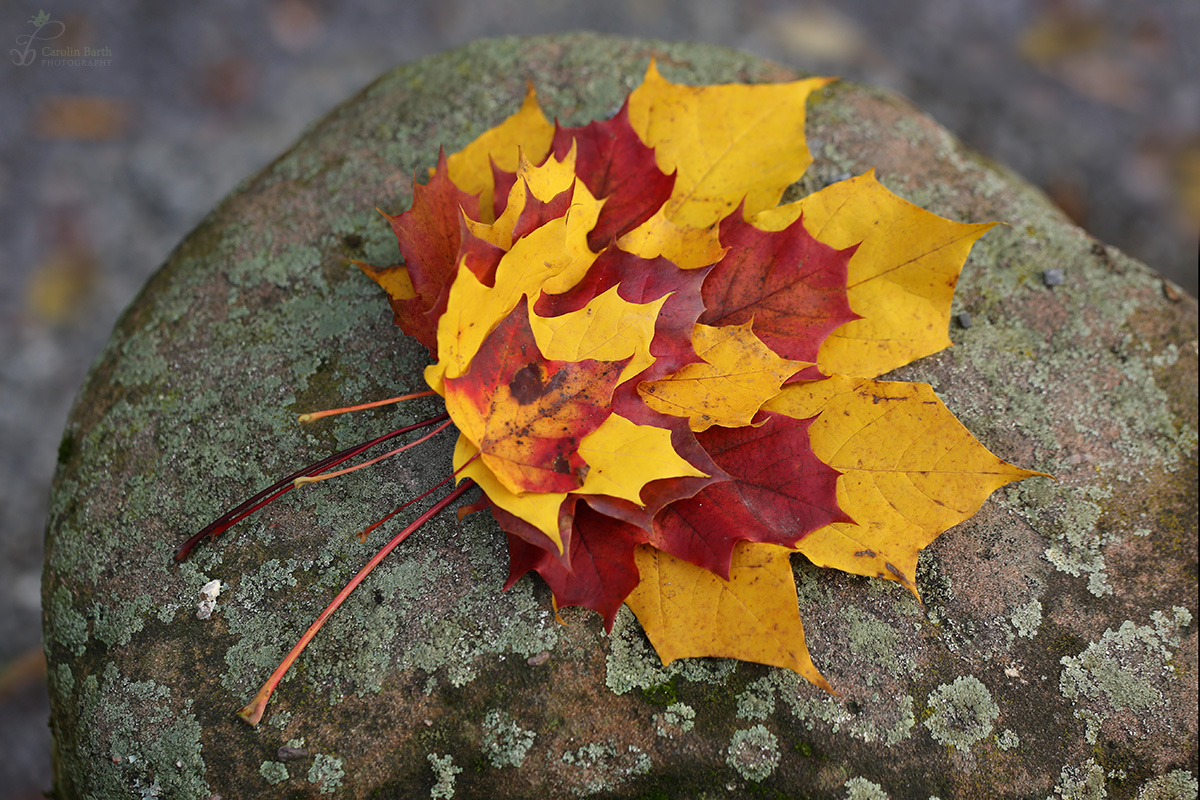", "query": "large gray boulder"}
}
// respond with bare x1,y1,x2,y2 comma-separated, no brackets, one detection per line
43,34,1197,799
